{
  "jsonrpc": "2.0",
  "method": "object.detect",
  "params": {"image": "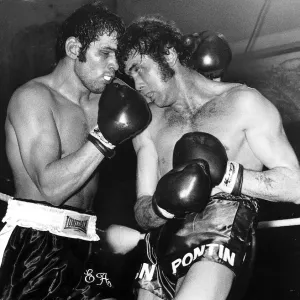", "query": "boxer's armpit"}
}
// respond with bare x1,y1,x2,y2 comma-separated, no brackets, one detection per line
134,195,166,230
